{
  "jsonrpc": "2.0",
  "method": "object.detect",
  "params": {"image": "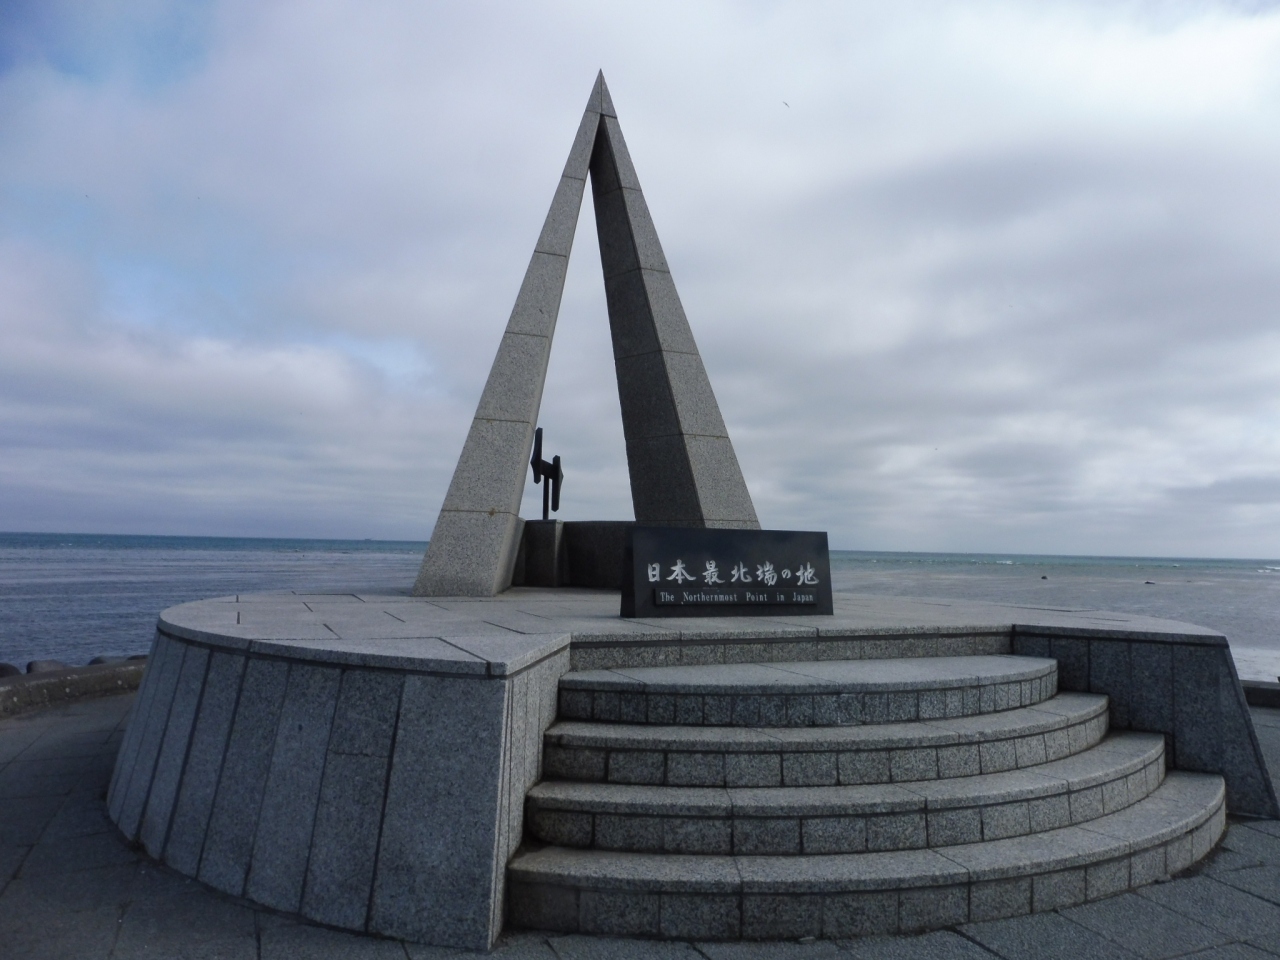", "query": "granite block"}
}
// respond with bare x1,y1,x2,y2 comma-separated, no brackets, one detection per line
596,814,662,852
1129,846,1168,886
650,694,678,724
980,740,1018,774
1028,794,1072,832
504,252,573,337
199,656,289,896
163,650,246,875
546,746,606,782
868,814,927,852
726,753,781,787
665,817,731,854
741,893,822,938
823,890,899,937
1215,661,1280,817
929,808,983,847
783,752,838,787
578,889,660,937
530,809,593,847
733,818,800,855
786,695,815,726
115,638,187,839
594,692,622,722
667,752,725,787
328,670,402,757
983,802,1030,841
1032,868,1086,911
509,882,579,933
758,695,787,726
1089,641,1131,729
619,693,647,723
1085,858,1129,901
302,752,389,929
841,750,891,785
534,176,589,259
969,877,1031,922
1050,637,1090,691
1124,642,1173,734
891,748,938,782
937,745,981,779
561,88,602,181
1165,833,1194,875
139,643,209,857
803,816,867,854
674,695,703,725
414,510,525,597
108,633,168,821
899,885,968,933
1070,786,1105,825
246,663,341,913
659,893,740,939
1170,646,1219,768
370,673,510,949
439,418,534,515
1014,735,1048,768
